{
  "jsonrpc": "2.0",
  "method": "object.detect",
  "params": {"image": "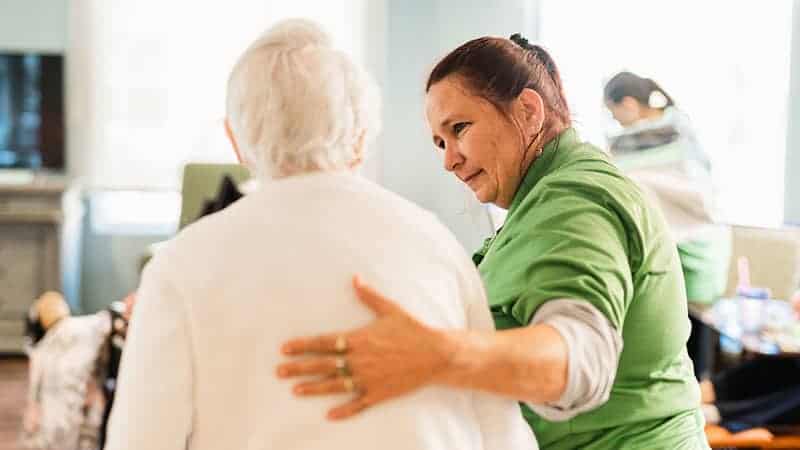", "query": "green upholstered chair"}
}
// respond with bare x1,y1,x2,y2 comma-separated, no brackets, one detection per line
178,163,250,230
139,163,250,272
